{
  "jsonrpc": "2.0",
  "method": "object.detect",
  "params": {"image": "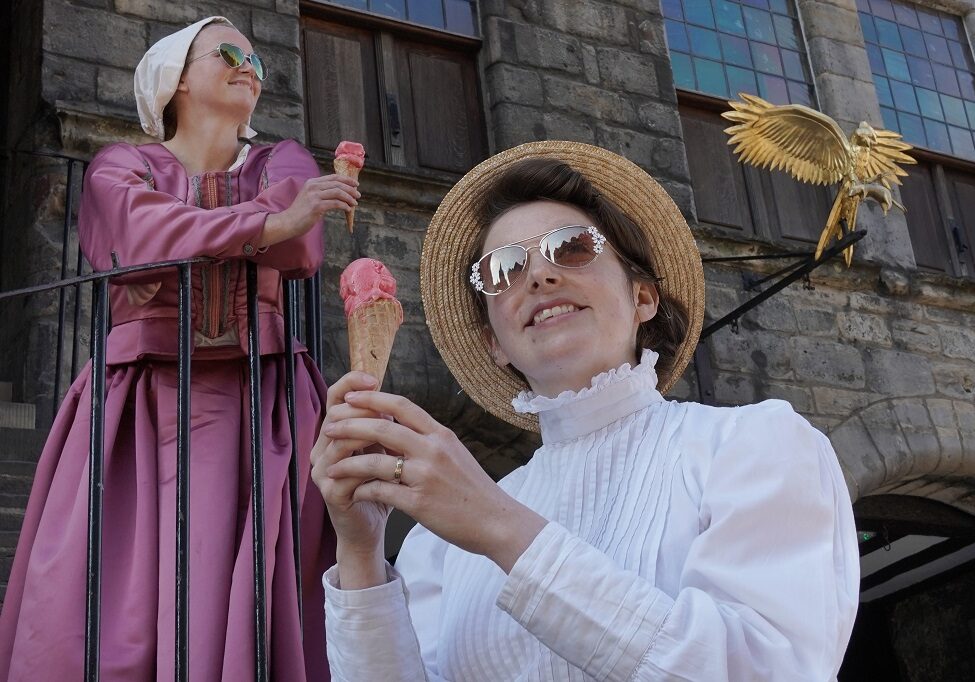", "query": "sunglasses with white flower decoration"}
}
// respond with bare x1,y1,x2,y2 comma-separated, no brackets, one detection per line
470,225,610,296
